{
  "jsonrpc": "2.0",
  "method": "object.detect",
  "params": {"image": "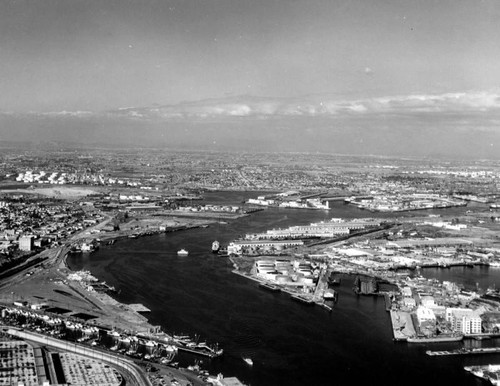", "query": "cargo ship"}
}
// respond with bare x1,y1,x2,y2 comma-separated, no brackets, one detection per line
211,240,220,253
